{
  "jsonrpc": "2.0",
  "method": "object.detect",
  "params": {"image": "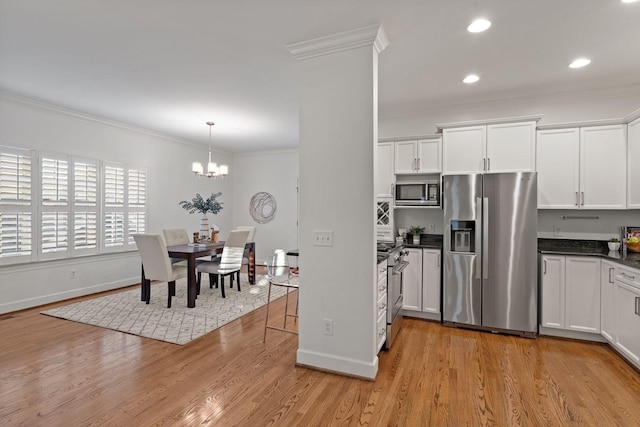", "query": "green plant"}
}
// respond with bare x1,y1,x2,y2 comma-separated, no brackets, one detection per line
179,192,223,215
609,237,620,243
408,226,425,236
